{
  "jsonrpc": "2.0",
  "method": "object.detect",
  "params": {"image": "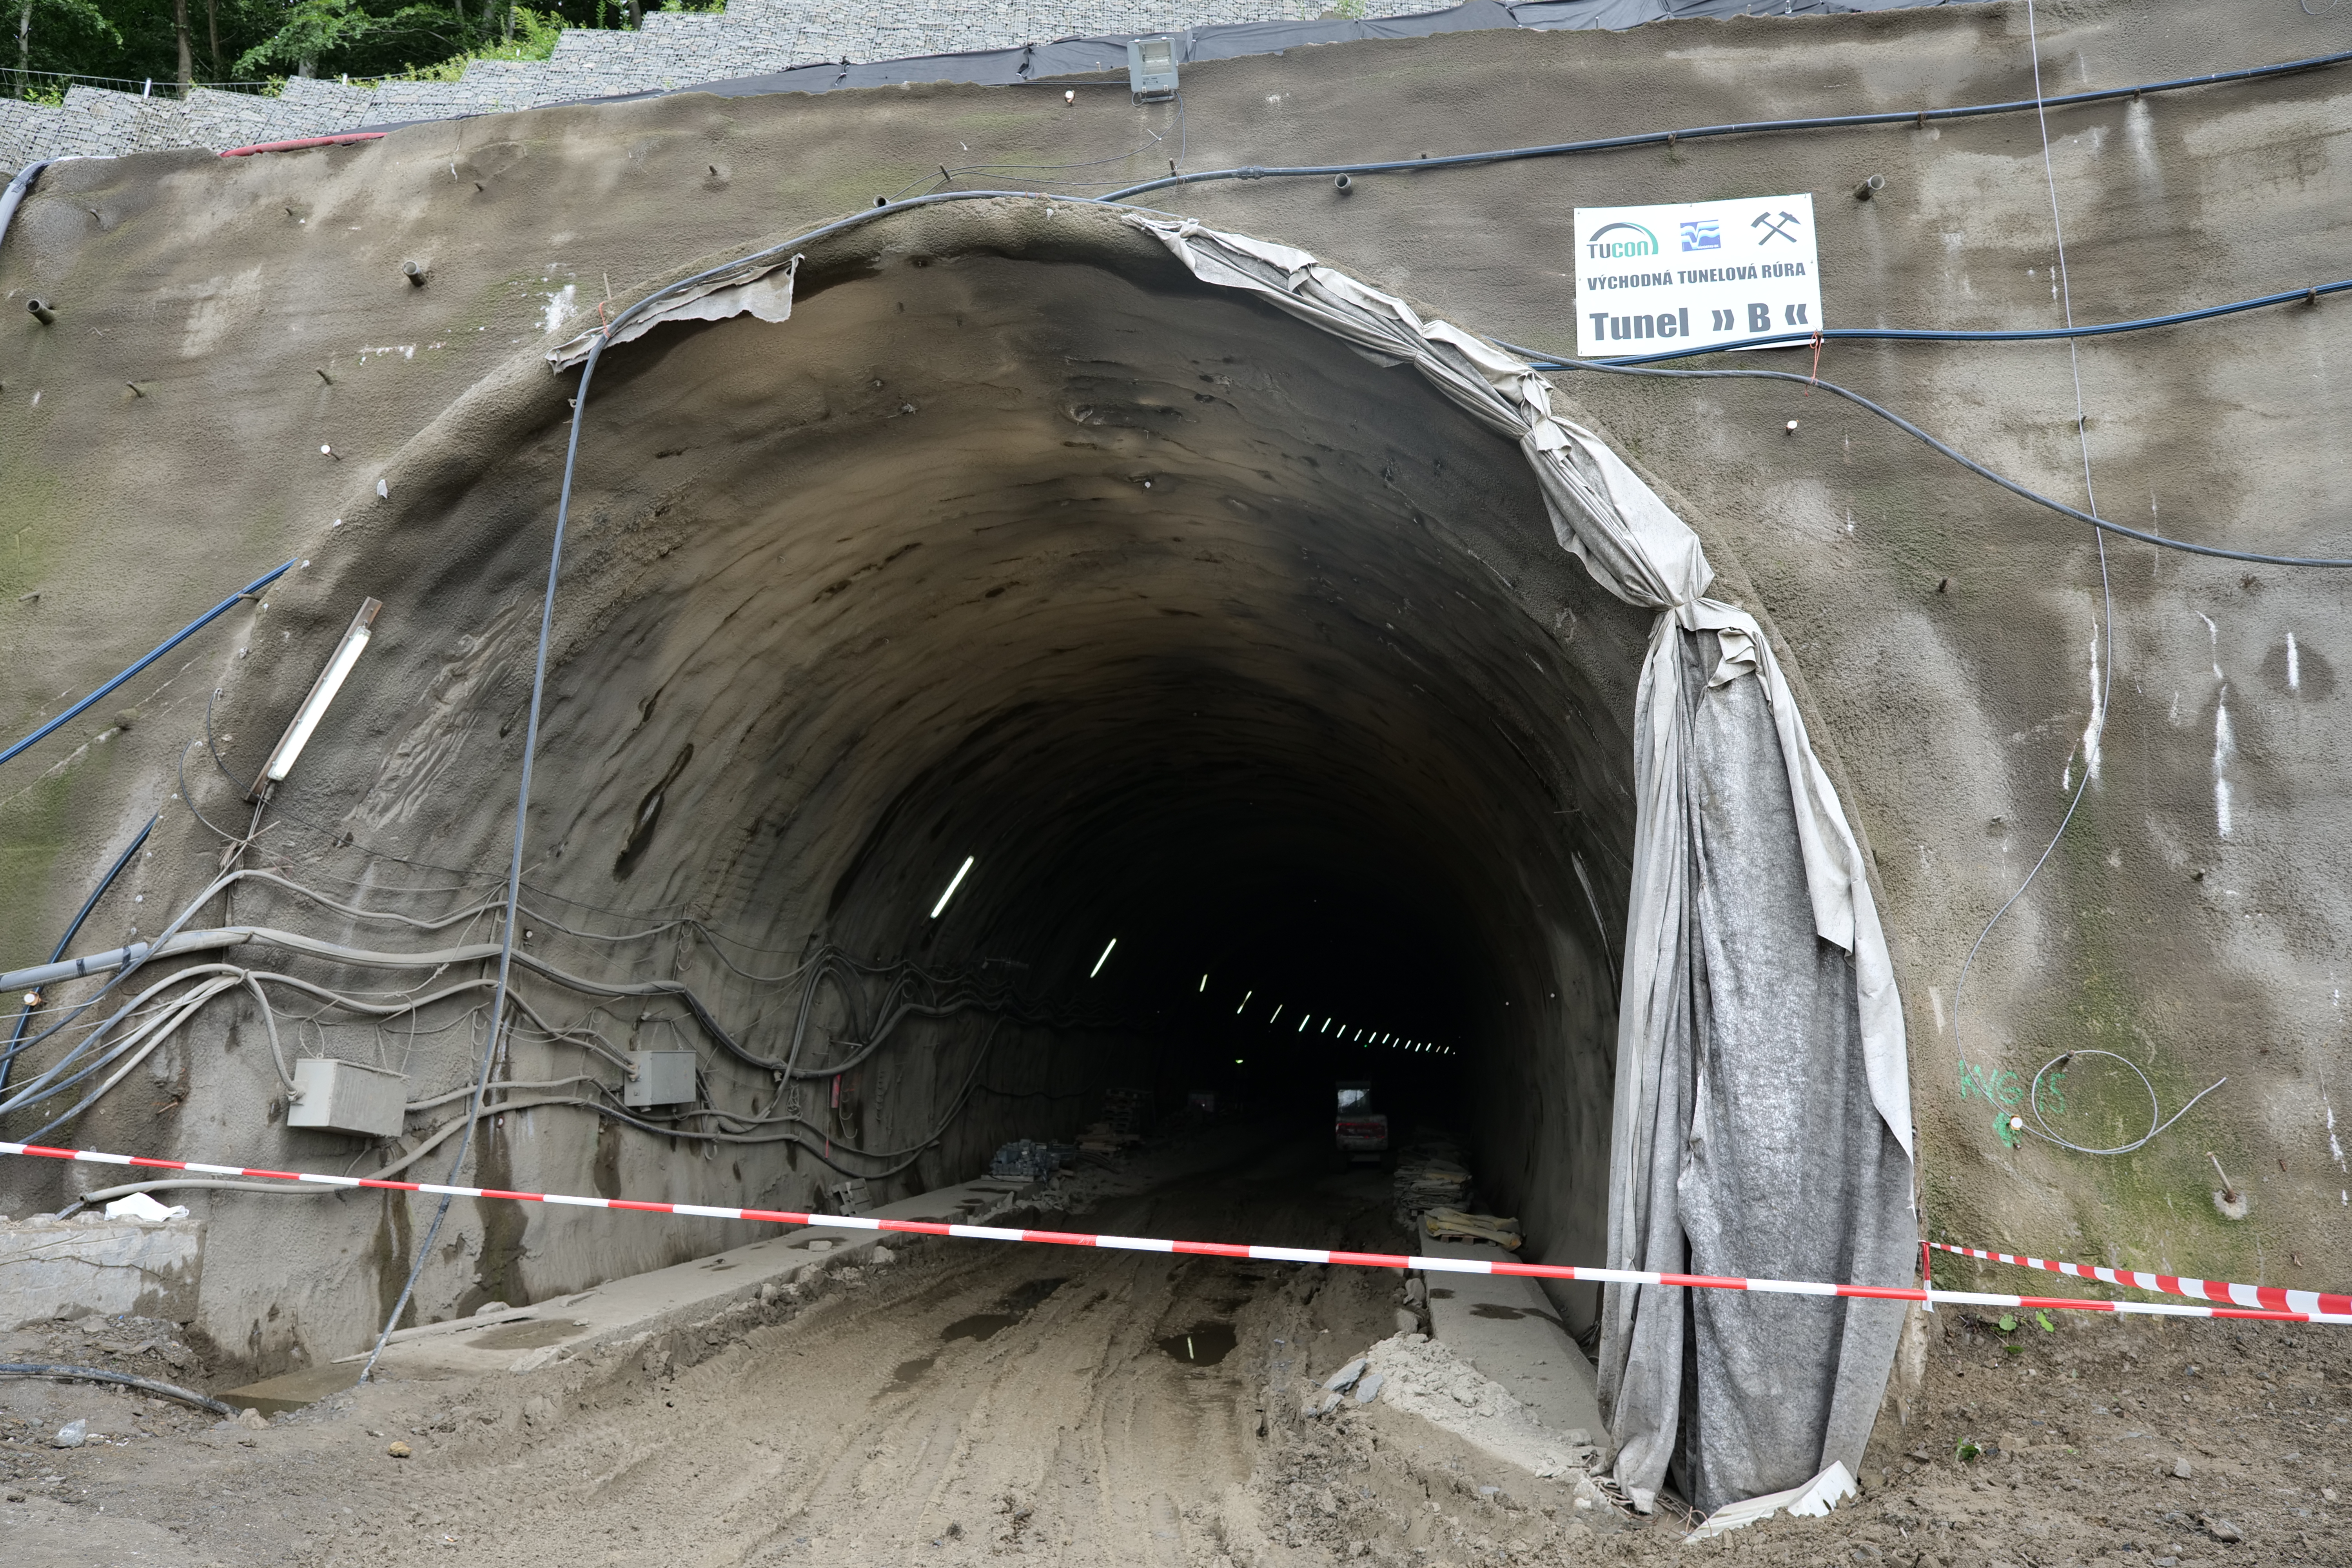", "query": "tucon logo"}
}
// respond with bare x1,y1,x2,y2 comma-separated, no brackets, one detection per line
1585,221,1658,261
